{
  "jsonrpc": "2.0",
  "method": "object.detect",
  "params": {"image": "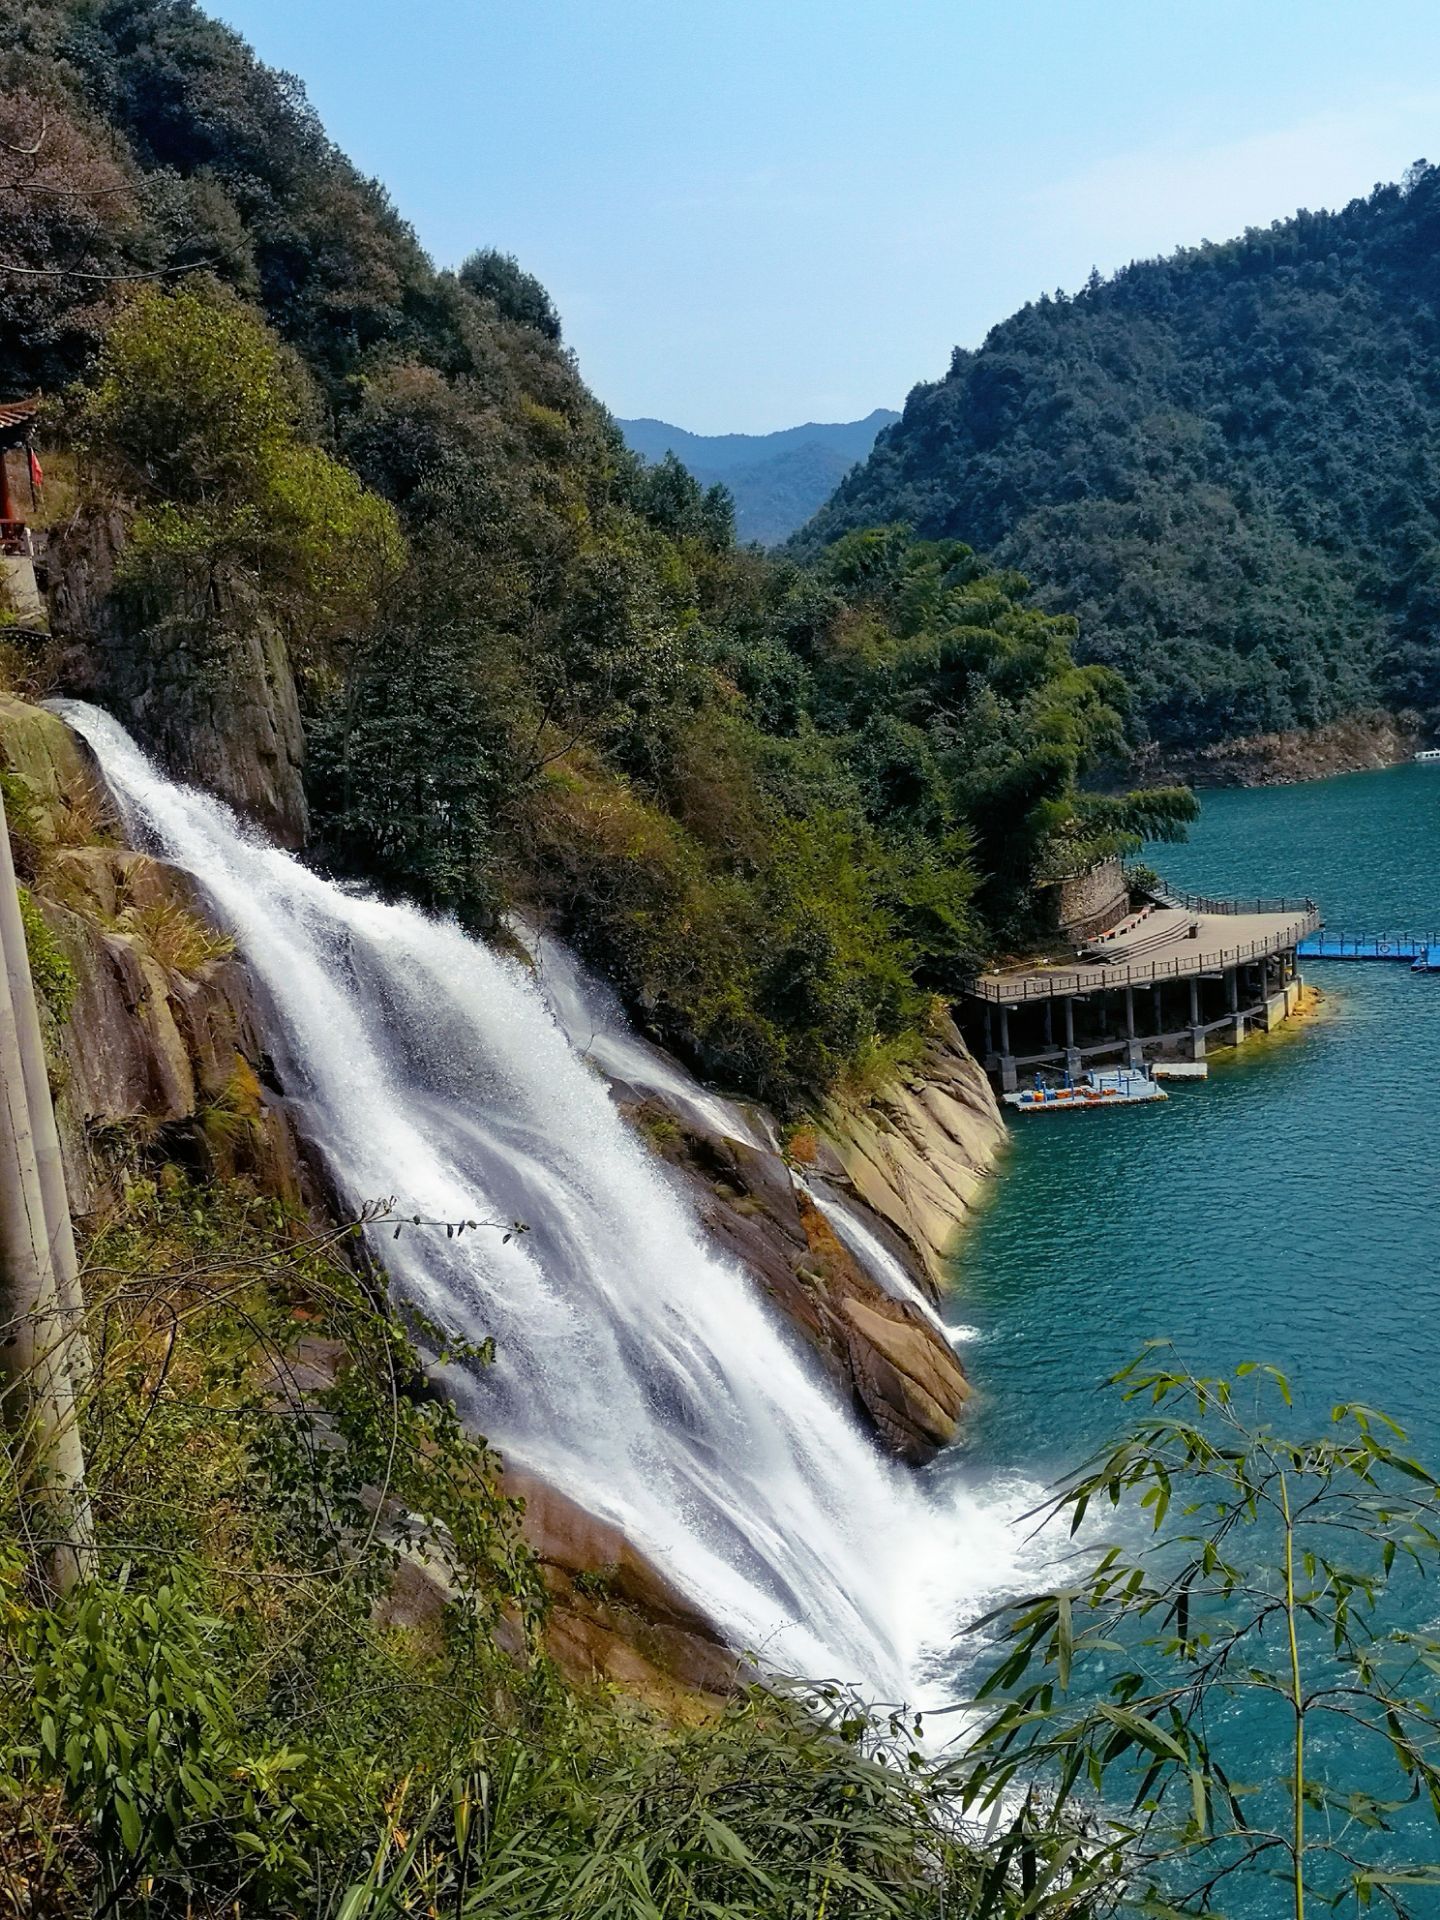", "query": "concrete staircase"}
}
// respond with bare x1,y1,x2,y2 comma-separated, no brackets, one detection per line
1079,906,1197,964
